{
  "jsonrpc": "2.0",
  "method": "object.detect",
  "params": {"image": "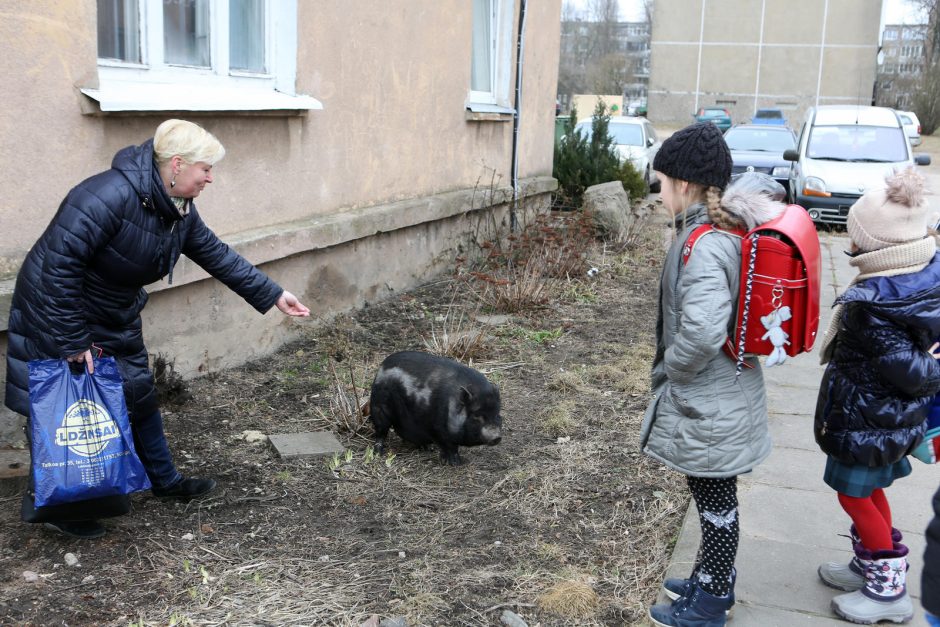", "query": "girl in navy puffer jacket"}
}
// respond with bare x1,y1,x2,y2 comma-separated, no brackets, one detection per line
814,168,940,624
